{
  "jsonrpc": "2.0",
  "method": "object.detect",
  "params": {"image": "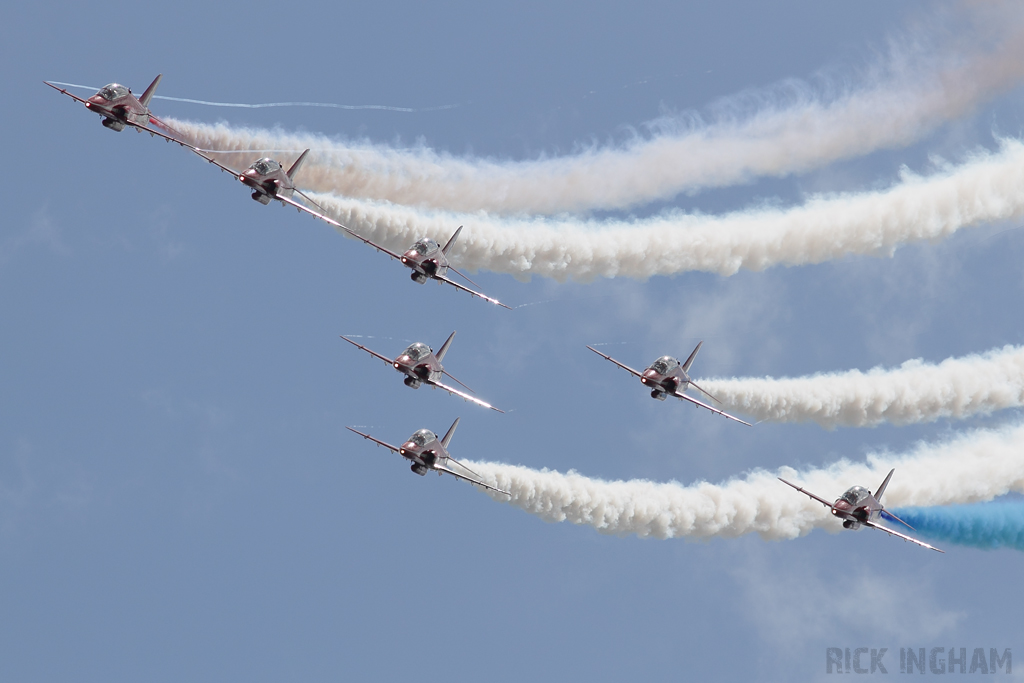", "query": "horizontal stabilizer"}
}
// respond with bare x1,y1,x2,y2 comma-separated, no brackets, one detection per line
435,460,510,496
880,508,916,531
